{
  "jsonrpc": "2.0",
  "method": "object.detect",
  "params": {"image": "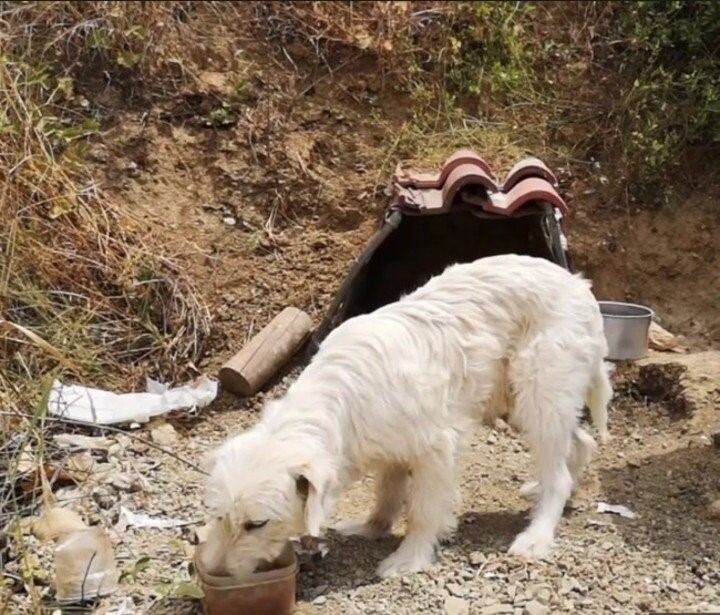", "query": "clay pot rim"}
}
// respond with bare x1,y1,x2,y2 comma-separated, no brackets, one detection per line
194,542,298,590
